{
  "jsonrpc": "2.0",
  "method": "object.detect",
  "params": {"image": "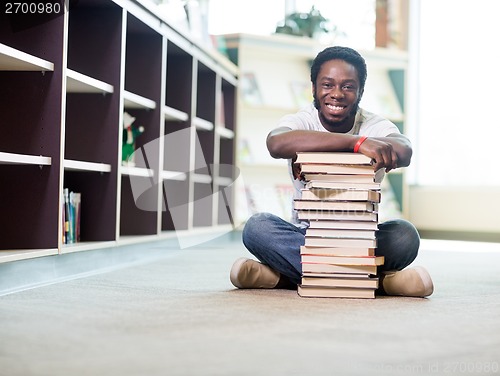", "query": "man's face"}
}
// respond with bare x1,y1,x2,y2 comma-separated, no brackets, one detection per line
313,59,362,133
